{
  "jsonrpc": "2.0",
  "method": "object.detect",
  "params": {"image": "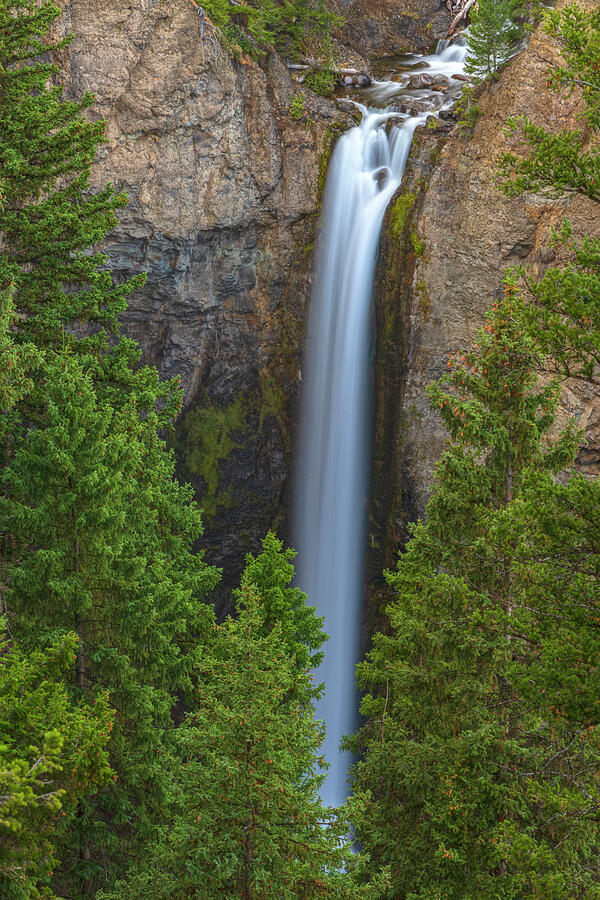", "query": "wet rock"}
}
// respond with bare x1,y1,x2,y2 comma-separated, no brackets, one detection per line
344,75,354,85
374,166,391,188
438,104,459,120
385,117,406,131
431,84,449,92
354,72,372,87
407,72,436,89
452,72,471,81
389,97,433,115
